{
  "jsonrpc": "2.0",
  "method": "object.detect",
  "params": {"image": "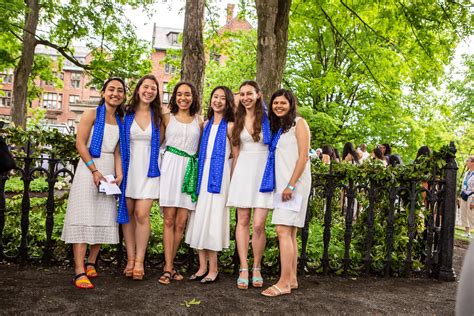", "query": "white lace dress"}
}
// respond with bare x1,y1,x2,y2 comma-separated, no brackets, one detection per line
61,124,119,244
